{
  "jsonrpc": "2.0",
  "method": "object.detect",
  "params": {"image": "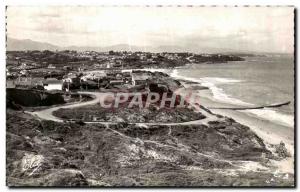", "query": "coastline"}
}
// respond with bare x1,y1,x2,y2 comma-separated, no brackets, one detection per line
197,89,294,174
169,71,294,175
86,67,295,161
